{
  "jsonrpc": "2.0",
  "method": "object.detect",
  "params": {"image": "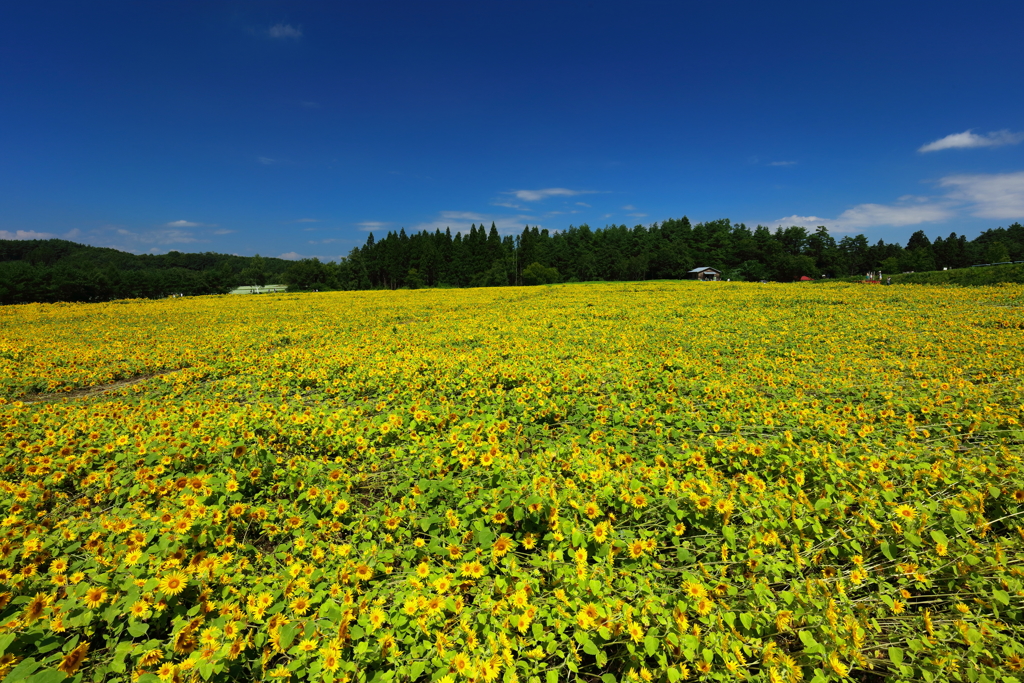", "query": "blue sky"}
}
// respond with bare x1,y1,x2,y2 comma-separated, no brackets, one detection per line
2,1,1023,261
